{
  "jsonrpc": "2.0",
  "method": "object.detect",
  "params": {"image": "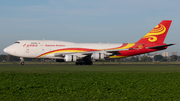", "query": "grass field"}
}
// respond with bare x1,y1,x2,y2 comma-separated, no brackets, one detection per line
0,64,180,100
